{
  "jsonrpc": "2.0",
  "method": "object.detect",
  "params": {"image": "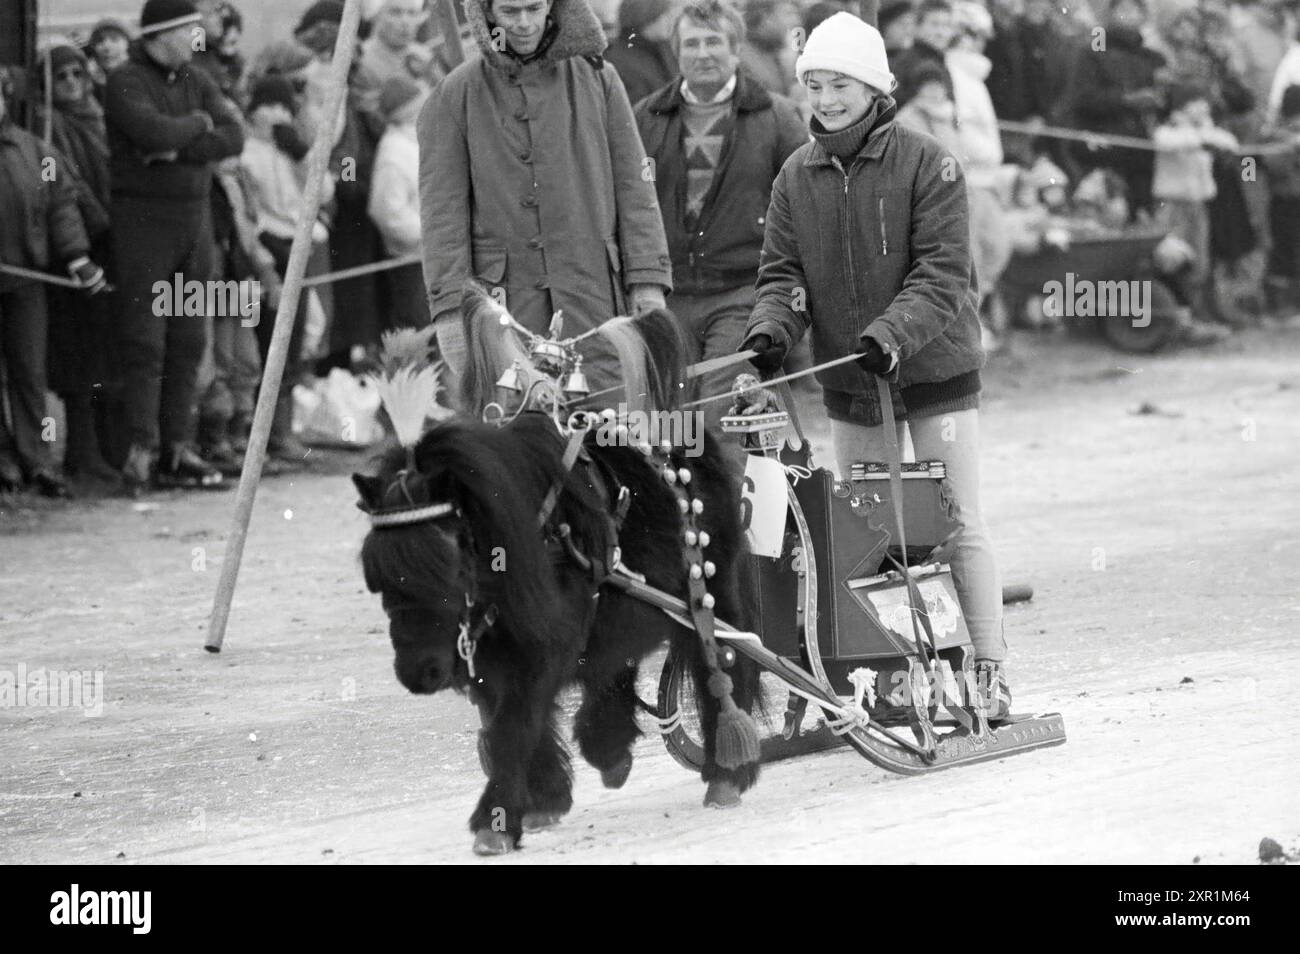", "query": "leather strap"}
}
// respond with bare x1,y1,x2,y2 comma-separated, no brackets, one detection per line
537,427,587,528
876,375,973,730
775,379,807,451
875,376,939,671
